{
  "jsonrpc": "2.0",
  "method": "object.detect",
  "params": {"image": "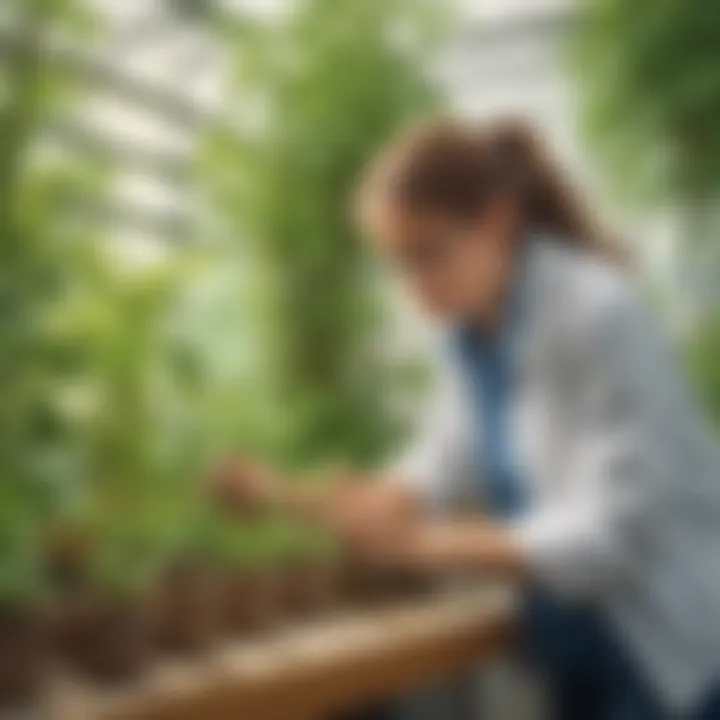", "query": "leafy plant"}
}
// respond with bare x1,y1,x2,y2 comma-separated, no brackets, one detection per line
571,0,720,413
0,0,100,607
0,0,450,601
685,316,720,432
202,0,444,472
52,250,200,598
571,0,720,204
